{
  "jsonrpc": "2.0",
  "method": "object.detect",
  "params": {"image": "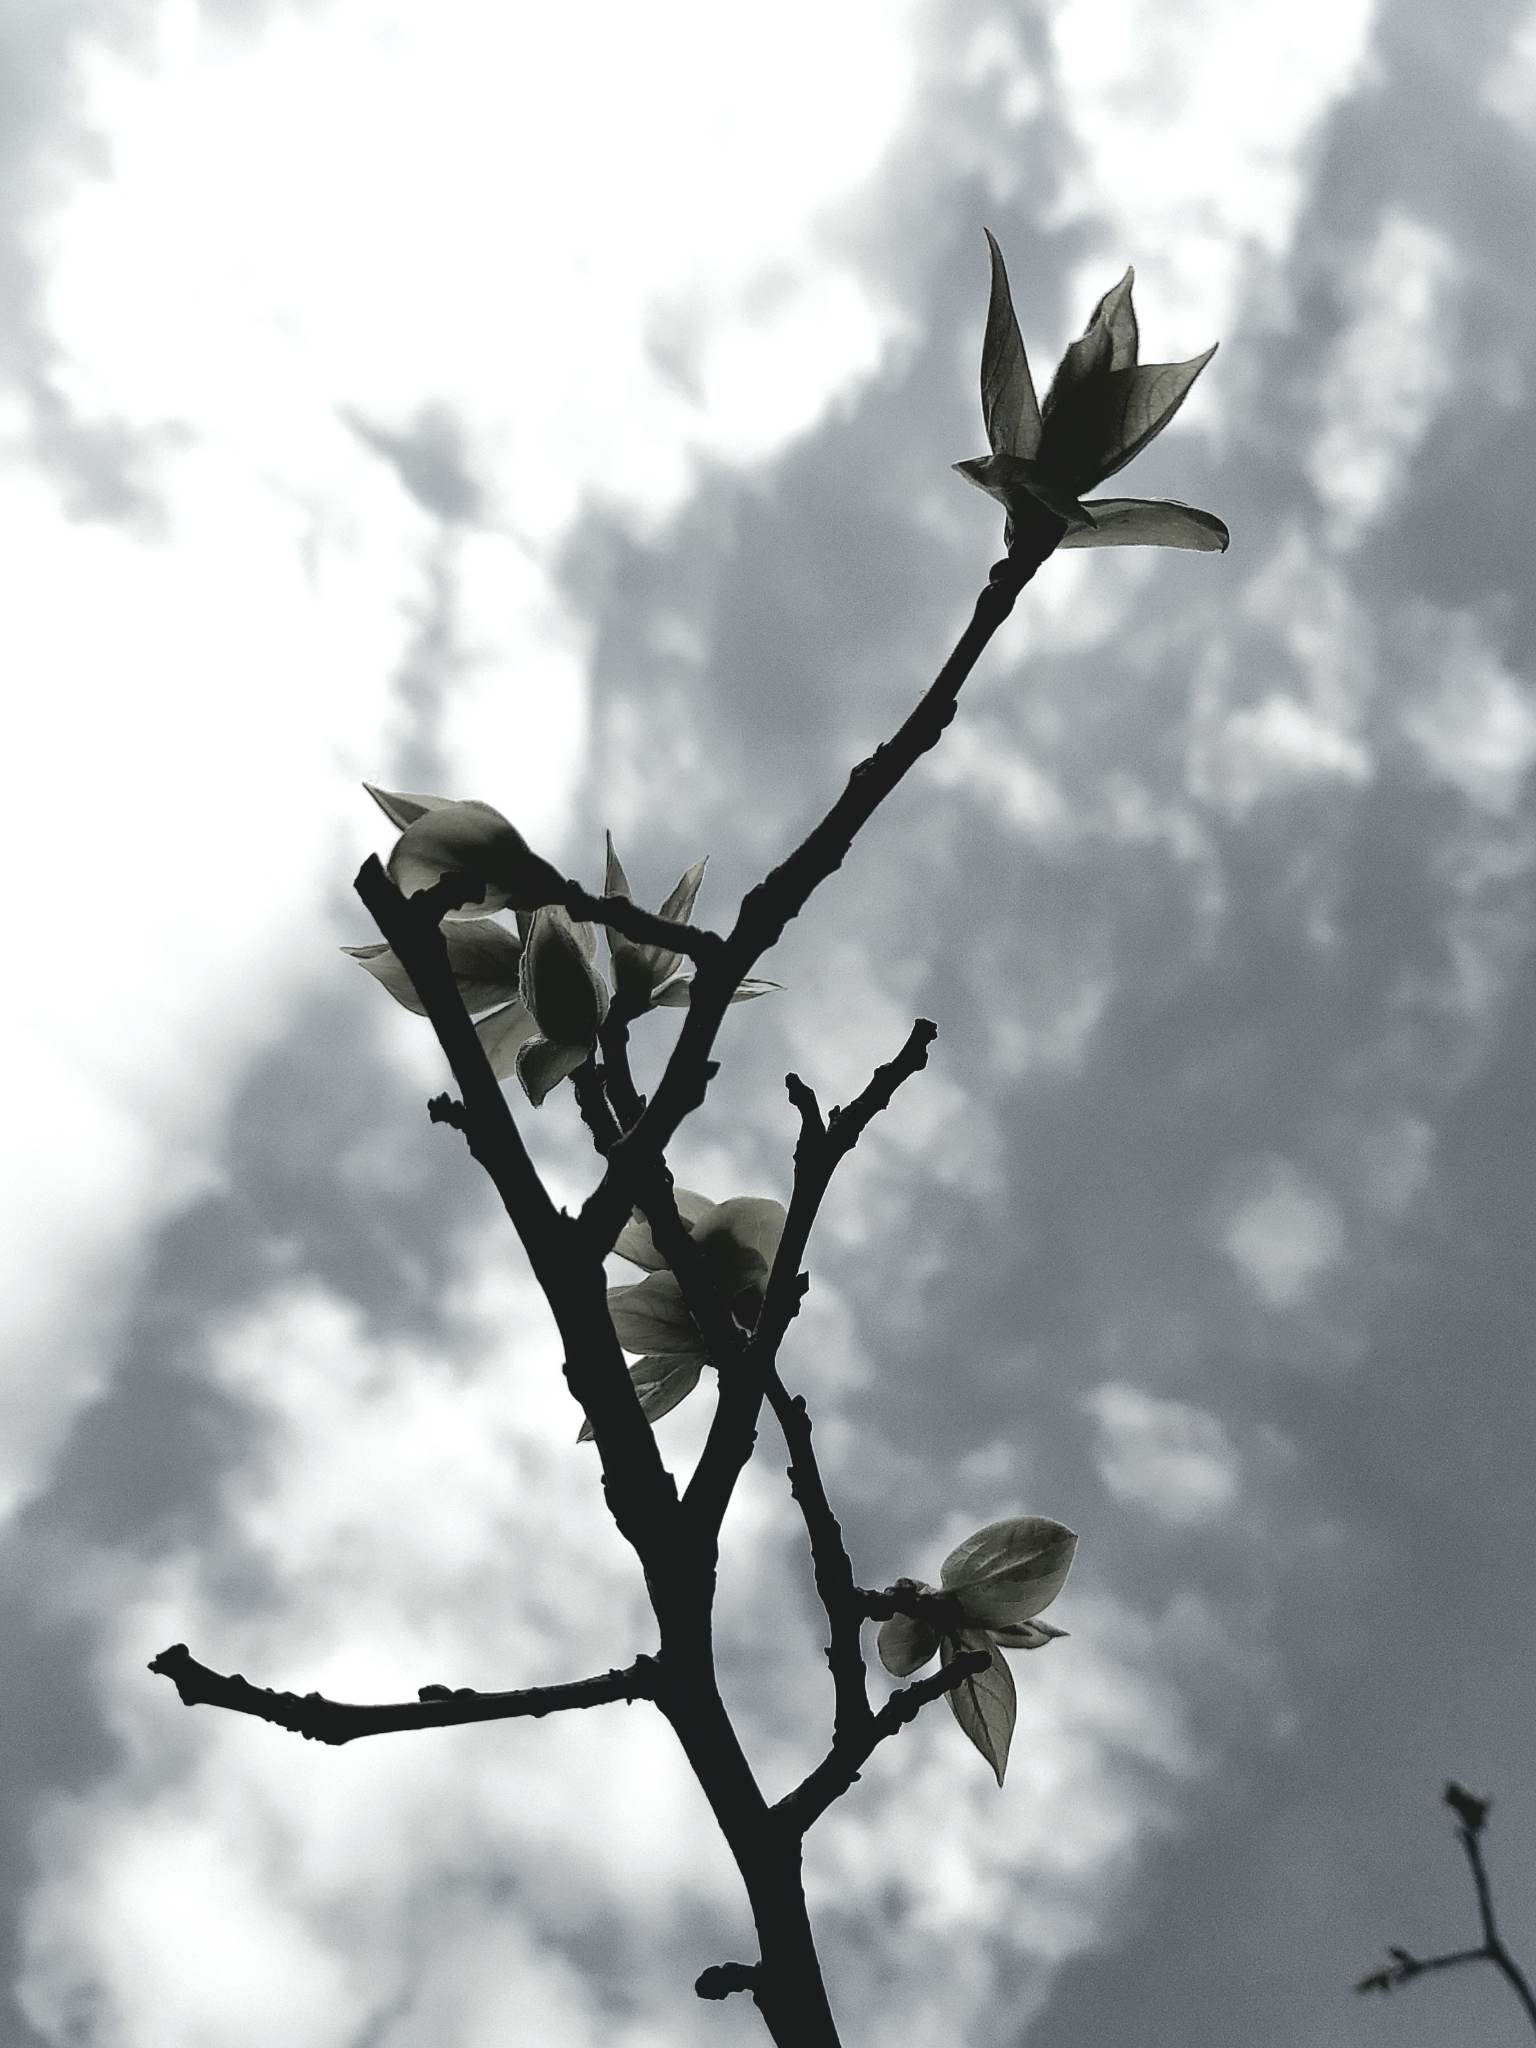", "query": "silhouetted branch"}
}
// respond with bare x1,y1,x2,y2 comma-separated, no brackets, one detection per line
696,1963,761,2001
561,886,722,966
761,1370,867,1745
1357,1783,1536,2036
777,1650,991,1835
581,521,1061,1254
685,1019,939,1543
355,857,682,1562
149,1643,659,1746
